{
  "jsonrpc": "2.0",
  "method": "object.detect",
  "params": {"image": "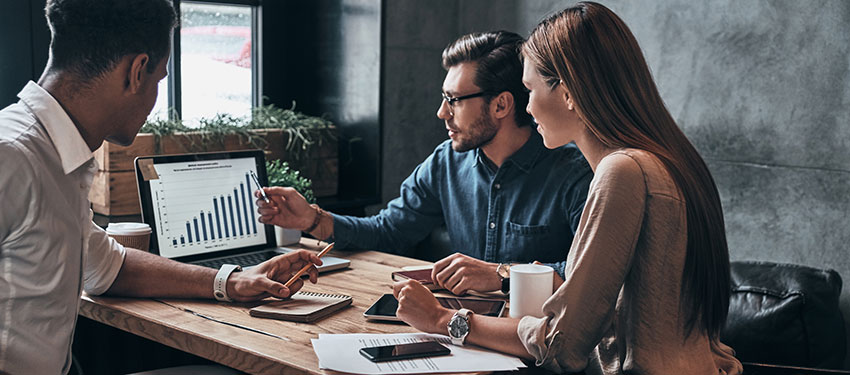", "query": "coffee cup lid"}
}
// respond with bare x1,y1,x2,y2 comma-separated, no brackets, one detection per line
106,222,152,235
